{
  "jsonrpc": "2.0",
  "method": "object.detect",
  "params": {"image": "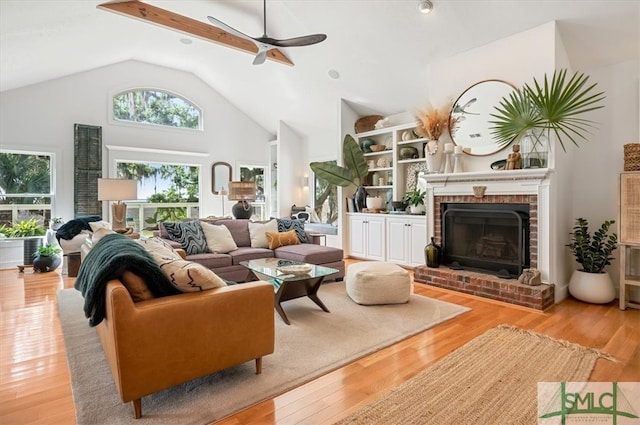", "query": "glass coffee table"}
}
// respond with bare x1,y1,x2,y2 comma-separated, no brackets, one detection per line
240,258,338,325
